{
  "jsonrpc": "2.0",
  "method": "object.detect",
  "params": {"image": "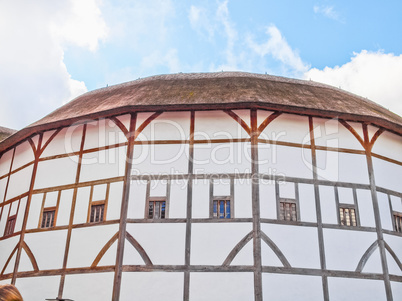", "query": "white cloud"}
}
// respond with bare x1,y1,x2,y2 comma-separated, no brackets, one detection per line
0,0,108,129
247,25,310,76
313,5,344,22
305,50,402,117
189,5,215,40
